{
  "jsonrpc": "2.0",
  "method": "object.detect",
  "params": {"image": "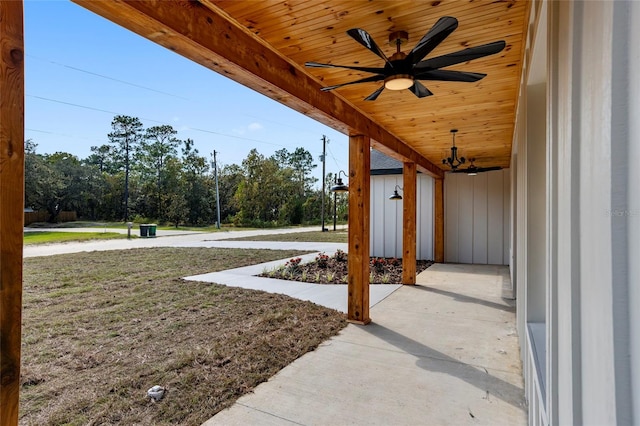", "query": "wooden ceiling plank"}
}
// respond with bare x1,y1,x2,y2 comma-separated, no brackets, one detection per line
213,1,338,33
235,2,380,34
226,1,523,53
272,9,524,54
